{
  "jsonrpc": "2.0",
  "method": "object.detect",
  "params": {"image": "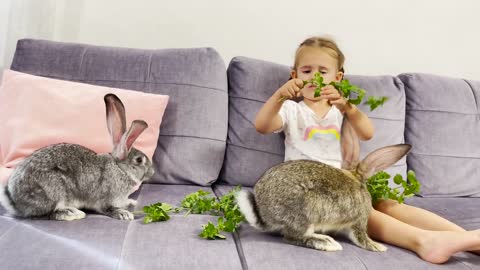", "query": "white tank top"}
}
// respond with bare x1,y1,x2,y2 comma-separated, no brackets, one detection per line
276,100,343,168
